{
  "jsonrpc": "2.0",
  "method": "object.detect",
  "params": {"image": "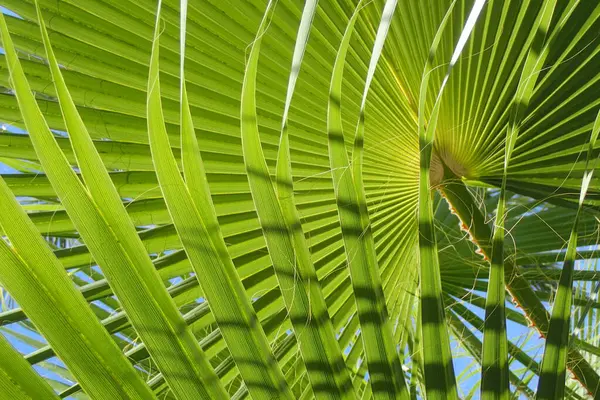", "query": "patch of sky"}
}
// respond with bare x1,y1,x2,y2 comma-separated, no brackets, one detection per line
33,363,74,387
0,7,21,19
74,270,95,284
2,323,46,345
51,129,69,138
114,332,132,344
0,162,20,174
1,328,76,388
169,276,183,285
0,122,26,134
91,300,114,314
343,343,351,357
